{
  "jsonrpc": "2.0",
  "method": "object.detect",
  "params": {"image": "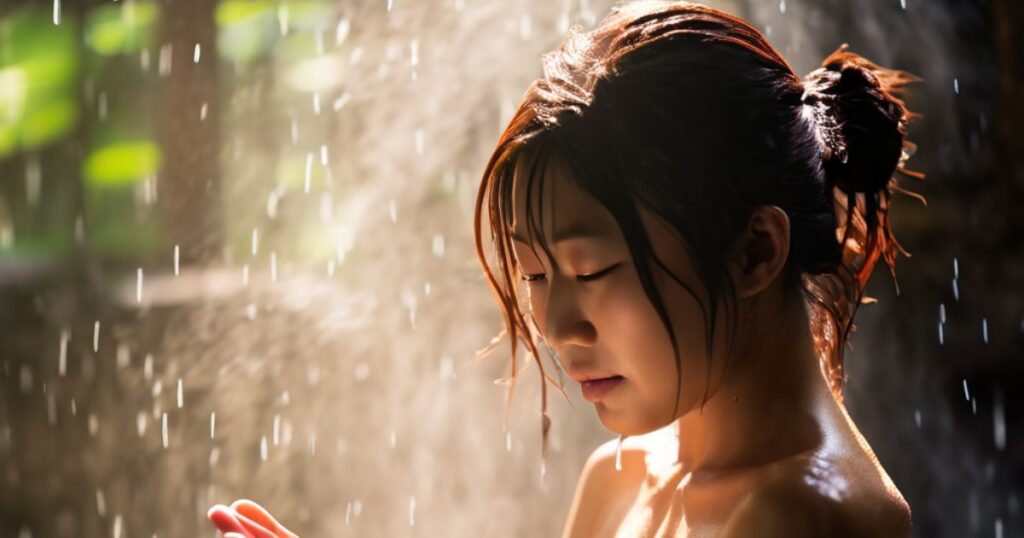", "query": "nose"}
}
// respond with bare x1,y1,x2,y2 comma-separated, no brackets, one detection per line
539,271,597,350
